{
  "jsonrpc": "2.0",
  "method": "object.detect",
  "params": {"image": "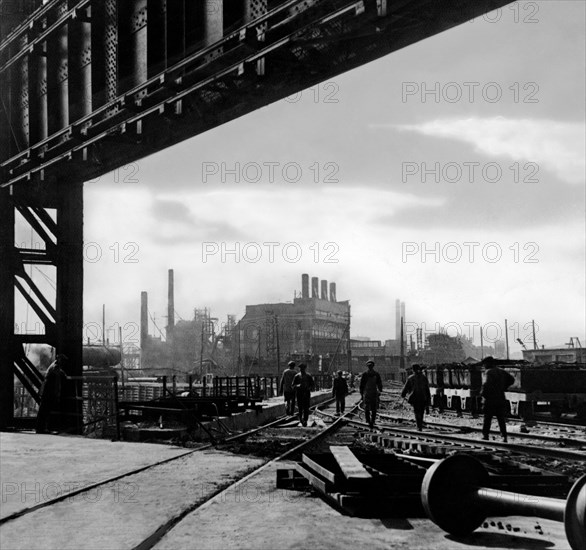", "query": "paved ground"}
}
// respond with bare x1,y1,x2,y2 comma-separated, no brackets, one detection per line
152,460,570,550
0,393,573,550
